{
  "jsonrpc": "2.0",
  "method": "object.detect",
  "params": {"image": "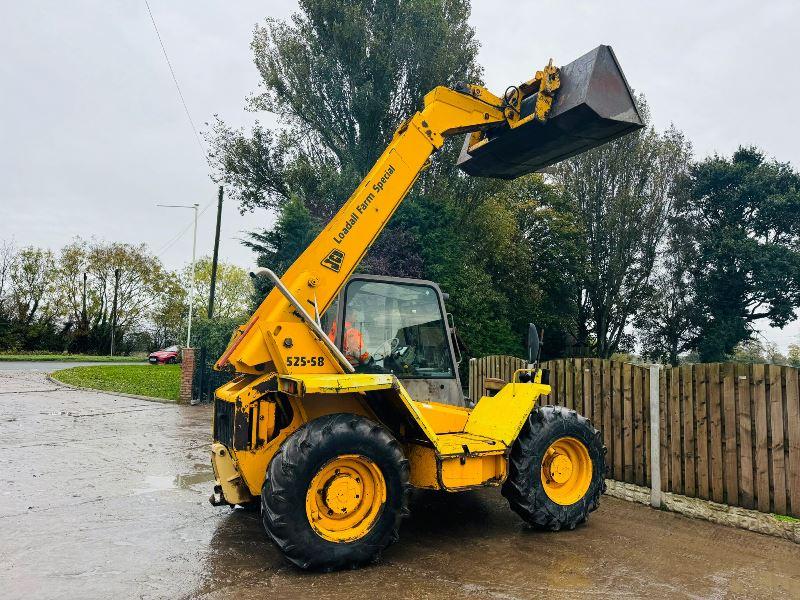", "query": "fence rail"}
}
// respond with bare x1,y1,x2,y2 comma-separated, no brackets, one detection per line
468,356,800,517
